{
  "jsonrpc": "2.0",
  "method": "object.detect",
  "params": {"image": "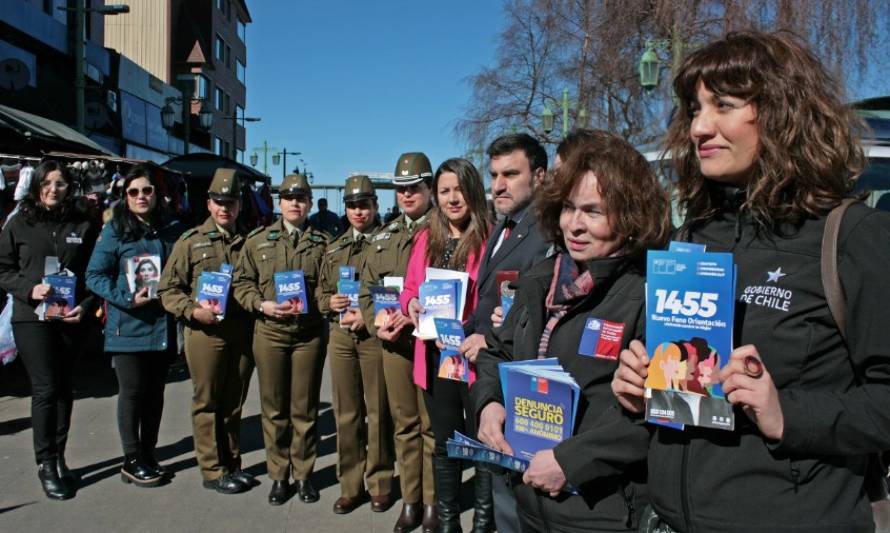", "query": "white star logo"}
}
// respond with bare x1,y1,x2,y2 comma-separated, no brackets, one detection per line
766,267,786,283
